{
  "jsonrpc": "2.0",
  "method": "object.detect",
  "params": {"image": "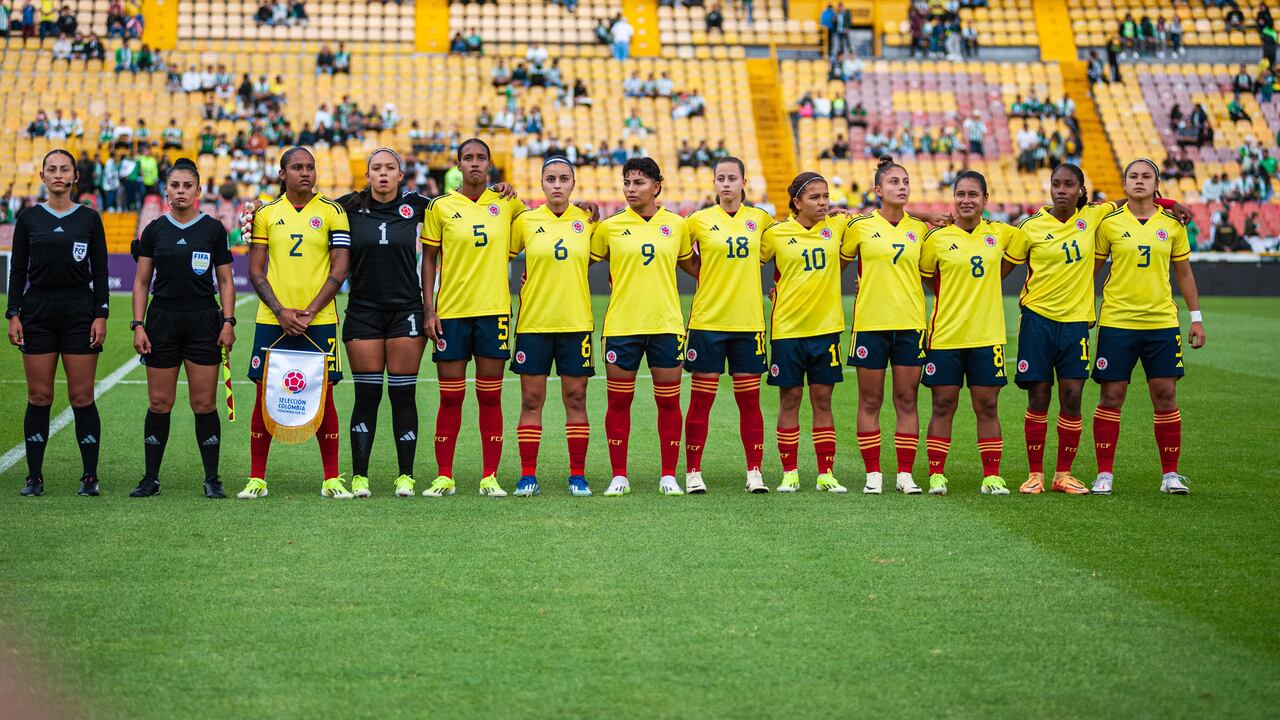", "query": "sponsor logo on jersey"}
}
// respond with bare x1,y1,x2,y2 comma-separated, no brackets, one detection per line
605,350,618,363
1076,219,1087,231
275,218,286,226
53,226,64,233
924,362,937,376
820,228,833,240
399,203,414,219
855,345,868,359
685,348,698,361
177,237,187,245
1121,231,1131,238
452,212,462,219
746,220,758,232
436,339,447,351
1017,359,1029,373
1156,228,1169,242
949,243,959,250
309,216,323,230
572,220,585,234
191,251,211,276
1096,357,1109,370
906,231,918,243
487,204,501,216
659,225,672,237
251,355,261,369
1045,233,1055,241
535,226,546,234
871,232,881,238
282,369,308,394
984,235,996,247
769,364,780,377
72,241,87,262
710,224,720,231
787,238,798,245
622,229,632,236
515,350,527,363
